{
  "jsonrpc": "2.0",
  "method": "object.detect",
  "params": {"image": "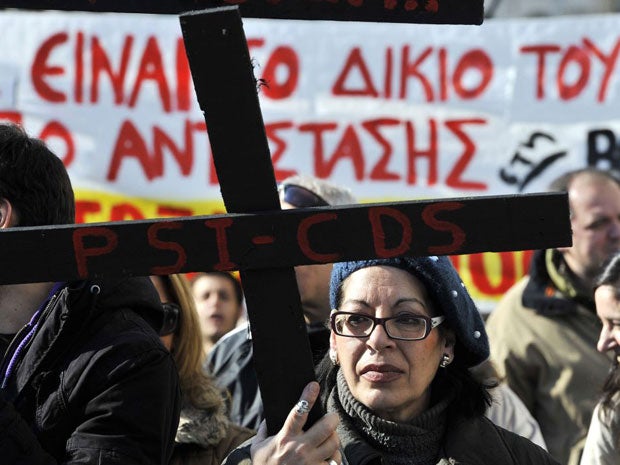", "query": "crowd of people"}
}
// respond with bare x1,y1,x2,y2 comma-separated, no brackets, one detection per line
2,121,620,465
486,168,620,464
